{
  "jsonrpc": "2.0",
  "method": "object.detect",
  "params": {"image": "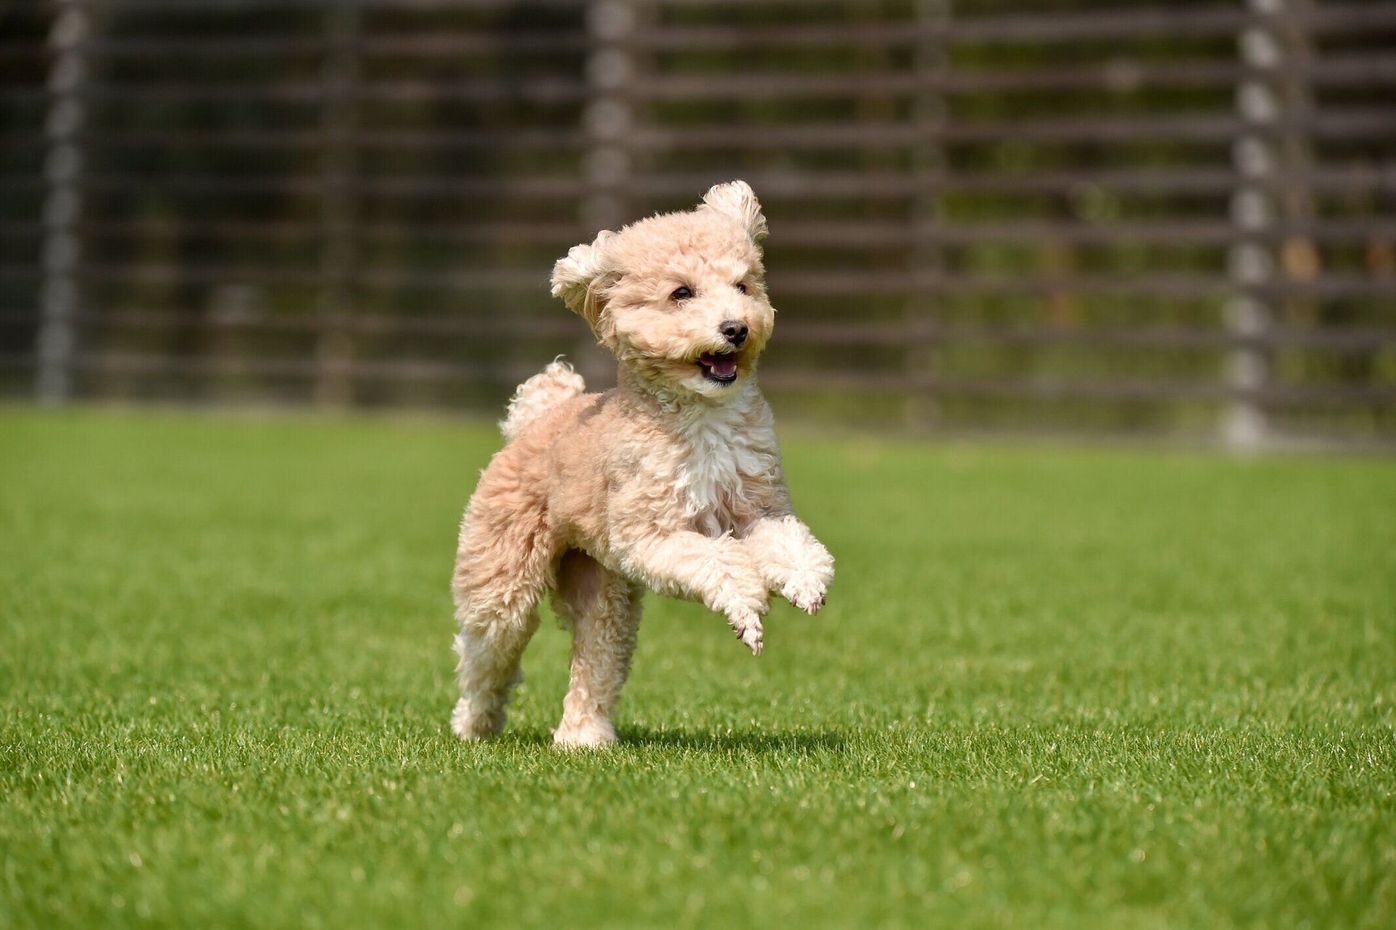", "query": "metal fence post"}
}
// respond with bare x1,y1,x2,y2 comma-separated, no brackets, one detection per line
1225,0,1290,450
35,0,89,405
581,0,633,237
906,0,951,430
574,0,635,386
314,1,359,407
